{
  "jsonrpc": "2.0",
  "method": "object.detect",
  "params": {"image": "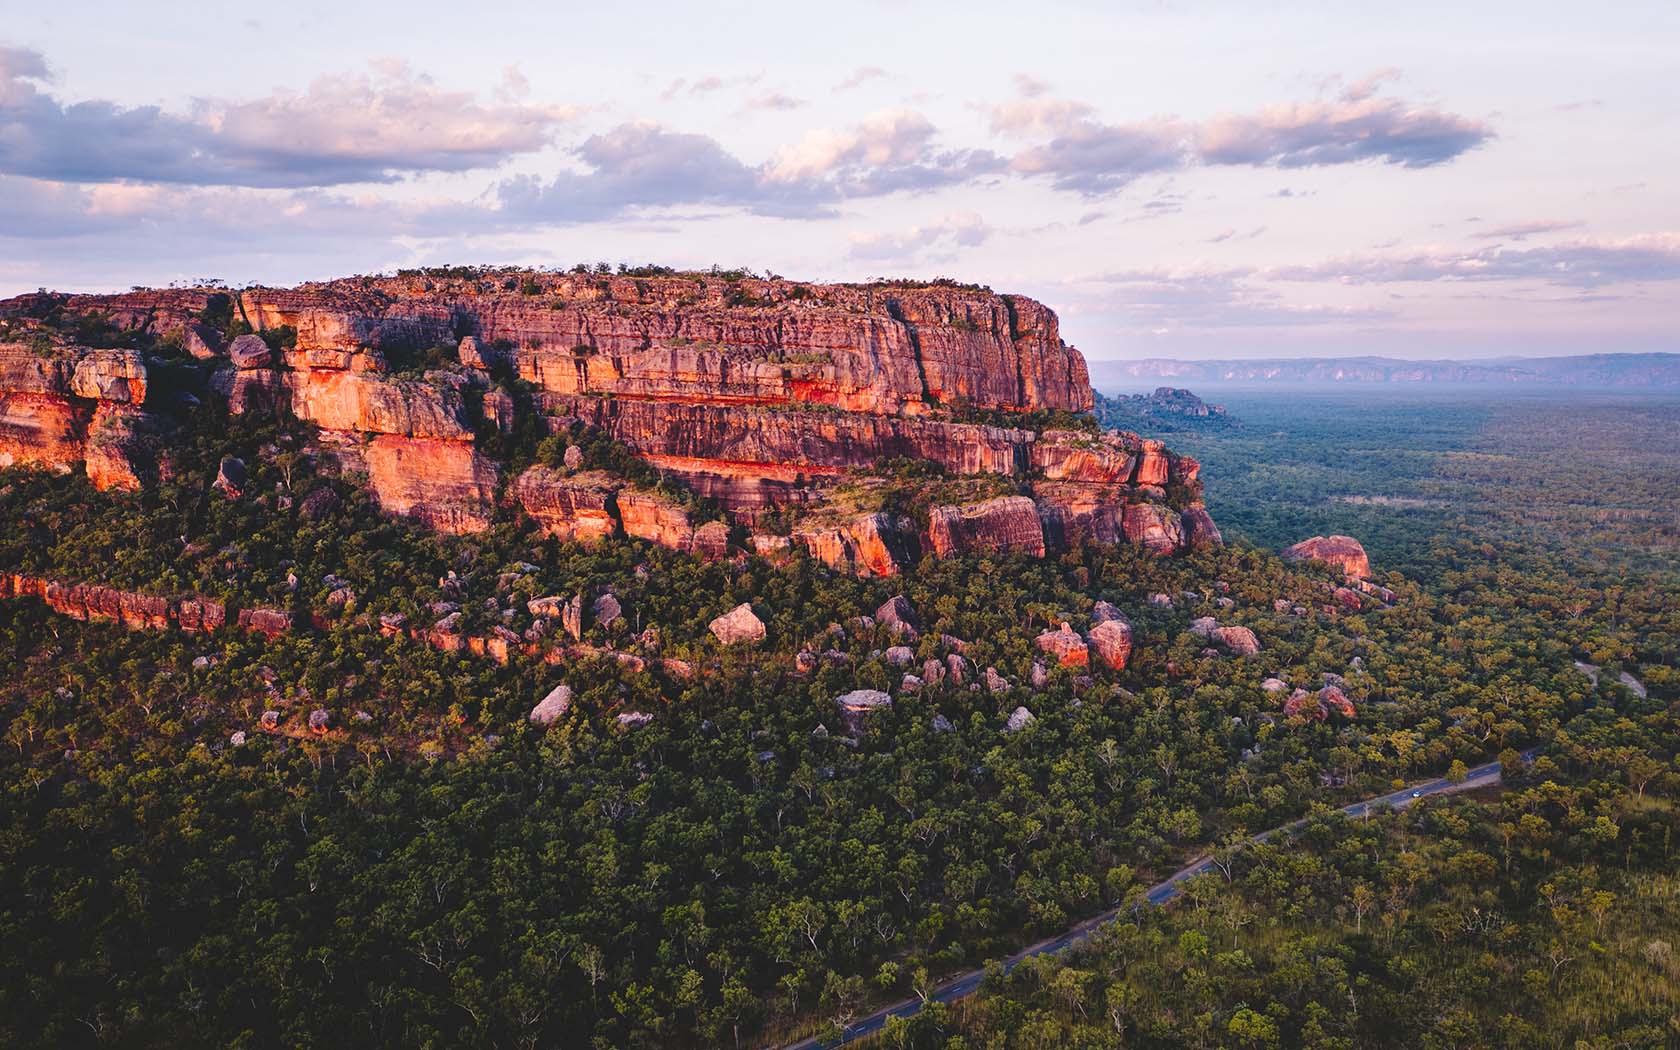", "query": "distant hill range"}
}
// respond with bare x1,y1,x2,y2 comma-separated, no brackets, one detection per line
1094,388,1238,433
1089,353,1680,388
